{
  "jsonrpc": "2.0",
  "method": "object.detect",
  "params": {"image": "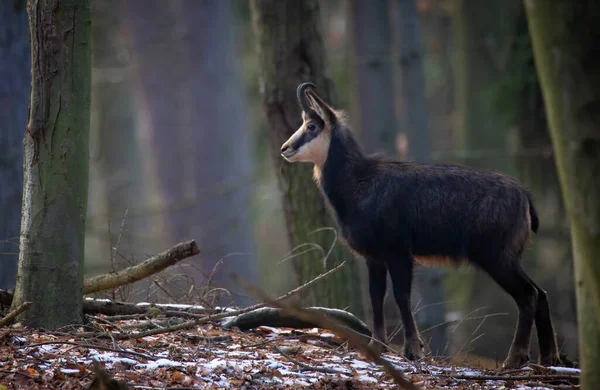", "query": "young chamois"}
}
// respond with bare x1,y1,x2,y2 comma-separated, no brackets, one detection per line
280,82,562,369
